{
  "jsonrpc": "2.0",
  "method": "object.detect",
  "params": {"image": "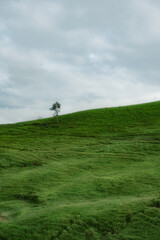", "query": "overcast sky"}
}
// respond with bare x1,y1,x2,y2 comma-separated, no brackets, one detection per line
0,0,160,123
